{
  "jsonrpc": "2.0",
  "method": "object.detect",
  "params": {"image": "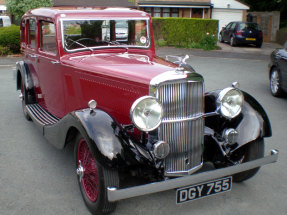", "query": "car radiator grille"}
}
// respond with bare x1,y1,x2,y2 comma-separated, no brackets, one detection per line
155,81,204,176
